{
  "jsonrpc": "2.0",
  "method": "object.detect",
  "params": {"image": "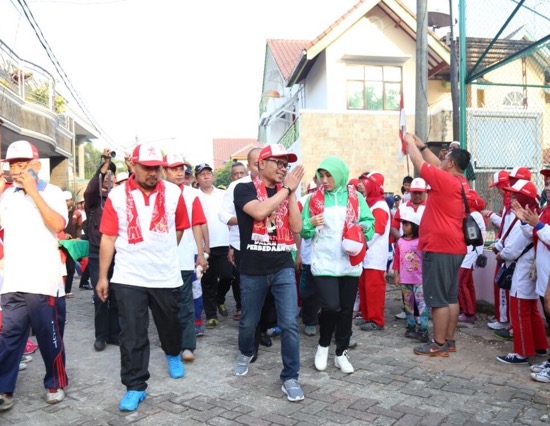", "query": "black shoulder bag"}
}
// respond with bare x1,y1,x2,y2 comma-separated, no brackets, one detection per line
495,243,534,290
459,183,483,247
